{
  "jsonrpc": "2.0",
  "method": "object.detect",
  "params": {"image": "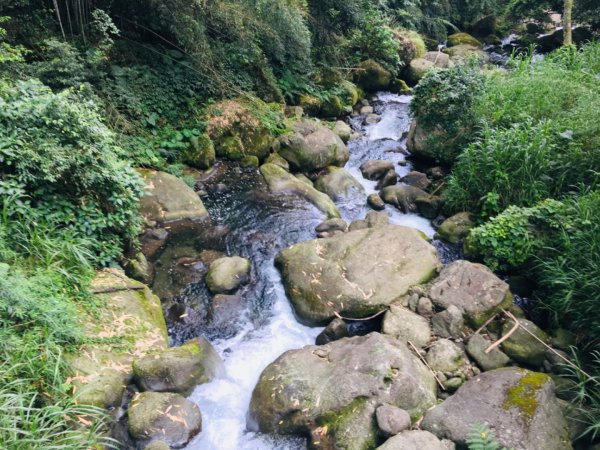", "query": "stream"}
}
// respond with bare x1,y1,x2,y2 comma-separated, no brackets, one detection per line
171,92,459,450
